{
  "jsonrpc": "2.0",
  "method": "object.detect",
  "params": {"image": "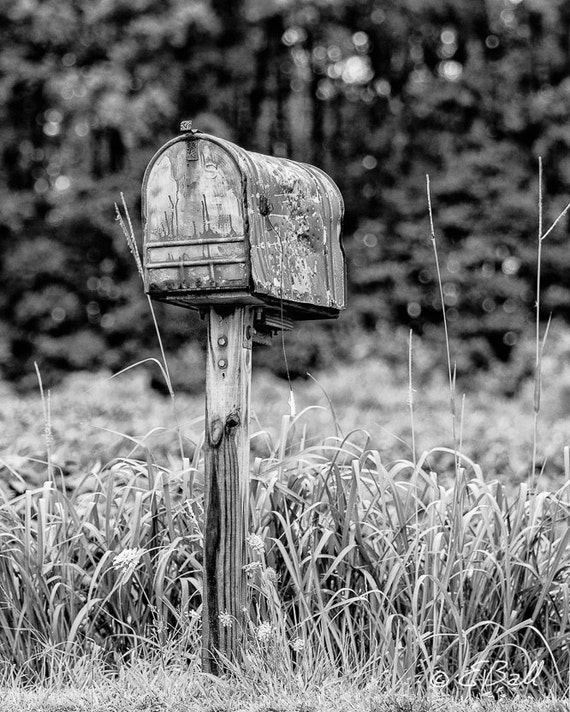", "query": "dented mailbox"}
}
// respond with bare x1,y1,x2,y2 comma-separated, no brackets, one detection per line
142,124,346,327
